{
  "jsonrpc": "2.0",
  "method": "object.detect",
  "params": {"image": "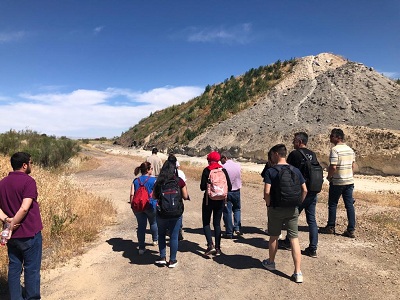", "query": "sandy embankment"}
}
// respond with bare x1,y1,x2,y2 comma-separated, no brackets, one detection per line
94,144,400,193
